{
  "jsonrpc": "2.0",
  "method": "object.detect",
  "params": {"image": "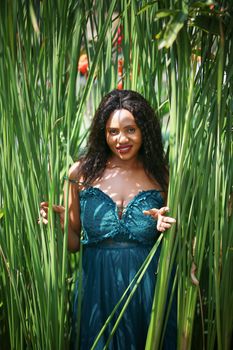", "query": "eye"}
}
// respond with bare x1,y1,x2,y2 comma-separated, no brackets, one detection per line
108,128,119,135
127,127,136,134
